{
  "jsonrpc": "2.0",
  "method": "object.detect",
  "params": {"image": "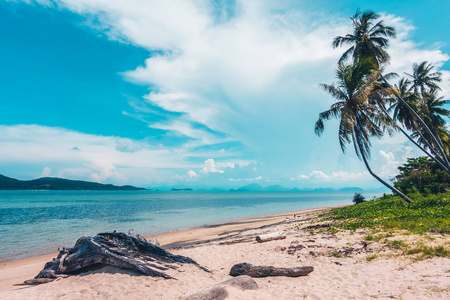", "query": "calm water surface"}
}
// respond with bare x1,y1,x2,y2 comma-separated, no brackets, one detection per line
0,190,384,261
